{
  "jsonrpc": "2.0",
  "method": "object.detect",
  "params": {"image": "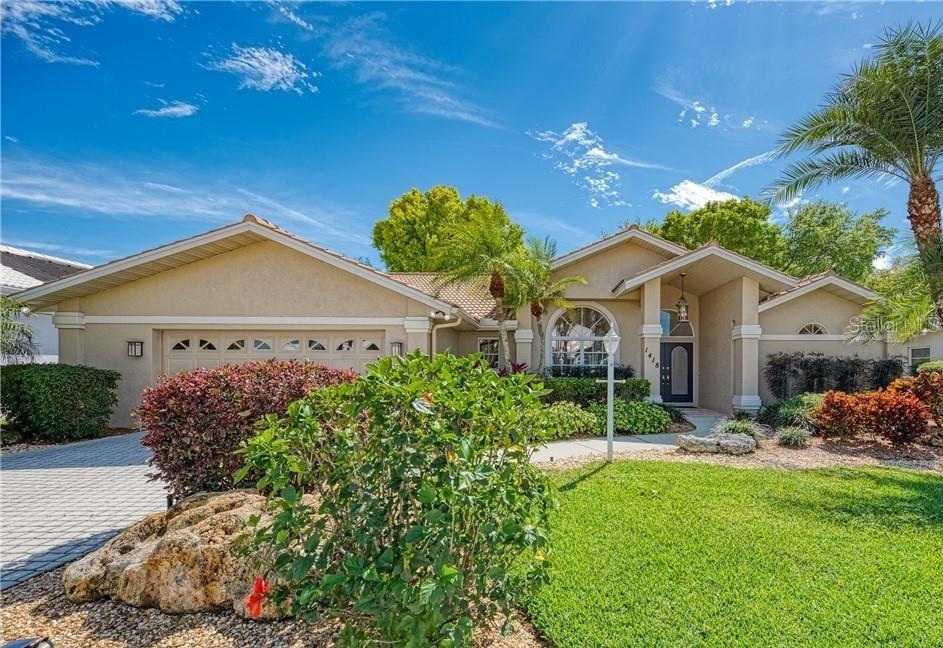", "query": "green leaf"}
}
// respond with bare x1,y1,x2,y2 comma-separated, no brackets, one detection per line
417,484,436,504
281,485,298,504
